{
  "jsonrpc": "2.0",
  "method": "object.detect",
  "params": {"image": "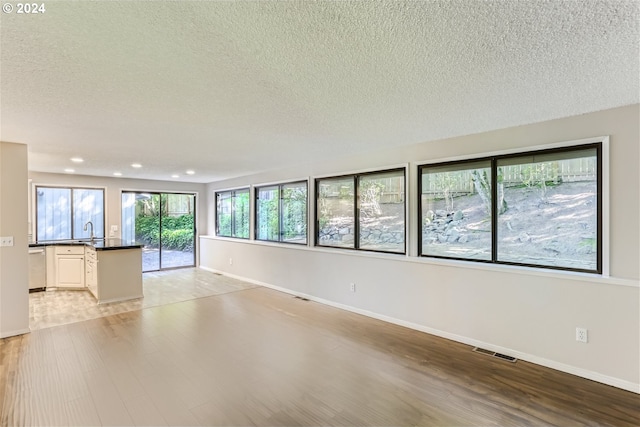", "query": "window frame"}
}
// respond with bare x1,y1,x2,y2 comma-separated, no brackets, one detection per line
418,158,494,262
418,142,602,274
254,180,308,245
34,185,106,242
215,188,250,239
315,167,407,255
